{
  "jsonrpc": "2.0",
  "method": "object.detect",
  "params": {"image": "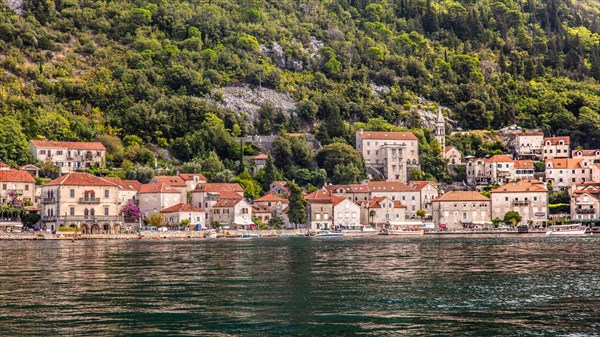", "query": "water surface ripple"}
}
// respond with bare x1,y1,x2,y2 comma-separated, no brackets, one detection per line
0,236,599,336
